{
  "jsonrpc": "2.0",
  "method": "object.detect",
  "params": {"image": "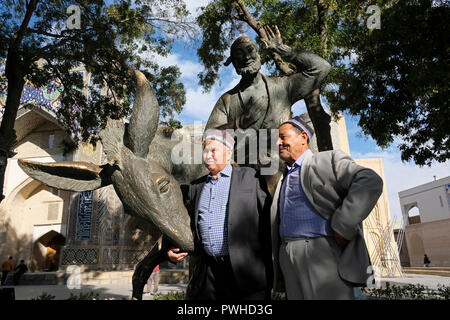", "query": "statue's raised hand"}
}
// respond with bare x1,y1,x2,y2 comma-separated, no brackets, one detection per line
262,25,285,52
